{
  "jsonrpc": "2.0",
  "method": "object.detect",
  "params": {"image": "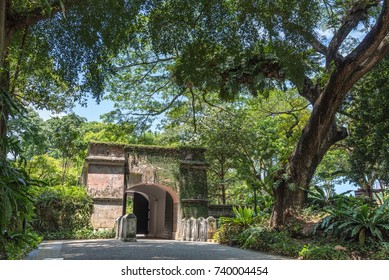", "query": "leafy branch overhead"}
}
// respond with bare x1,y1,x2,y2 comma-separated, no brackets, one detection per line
2,0,389,234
